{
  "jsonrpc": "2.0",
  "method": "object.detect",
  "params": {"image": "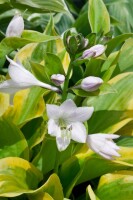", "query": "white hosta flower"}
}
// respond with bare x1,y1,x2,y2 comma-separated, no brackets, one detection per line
46,99,94,151
81,76,103,91
82,44,106,59
6,12,24,37
87,134,120,160
0,56,60,94
51,74,65,86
